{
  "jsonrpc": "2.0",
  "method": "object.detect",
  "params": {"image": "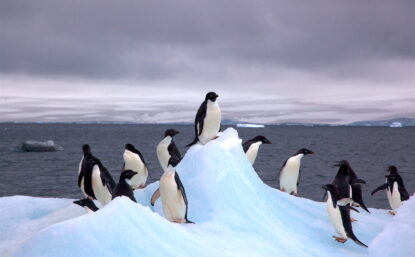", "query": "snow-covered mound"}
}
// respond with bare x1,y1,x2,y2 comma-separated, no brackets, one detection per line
11,140,63,152
0,128,412,257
